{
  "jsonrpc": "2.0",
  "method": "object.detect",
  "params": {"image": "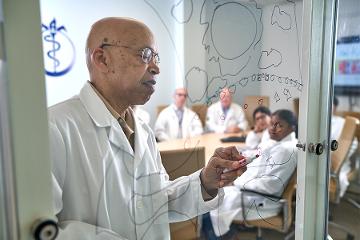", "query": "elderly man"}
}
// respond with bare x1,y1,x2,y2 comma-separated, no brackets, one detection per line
155,88,203,141
49,17,246,239
206,88,248,133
